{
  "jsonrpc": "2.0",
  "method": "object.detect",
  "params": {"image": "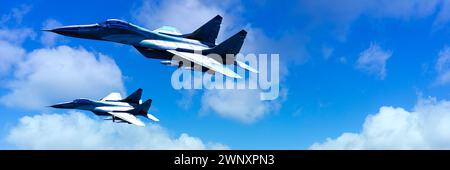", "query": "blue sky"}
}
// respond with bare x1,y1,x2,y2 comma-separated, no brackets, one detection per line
1,0,450,149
